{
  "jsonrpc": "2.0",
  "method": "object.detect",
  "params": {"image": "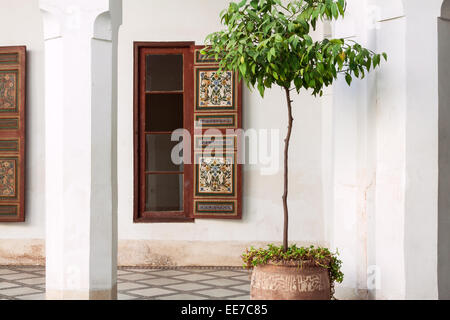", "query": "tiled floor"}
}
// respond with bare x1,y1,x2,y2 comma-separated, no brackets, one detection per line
0,266,251,300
